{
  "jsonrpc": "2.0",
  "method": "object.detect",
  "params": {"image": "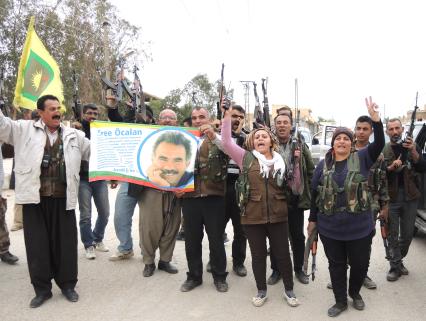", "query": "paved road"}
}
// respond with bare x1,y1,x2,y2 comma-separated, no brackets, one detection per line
0,182,425,321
